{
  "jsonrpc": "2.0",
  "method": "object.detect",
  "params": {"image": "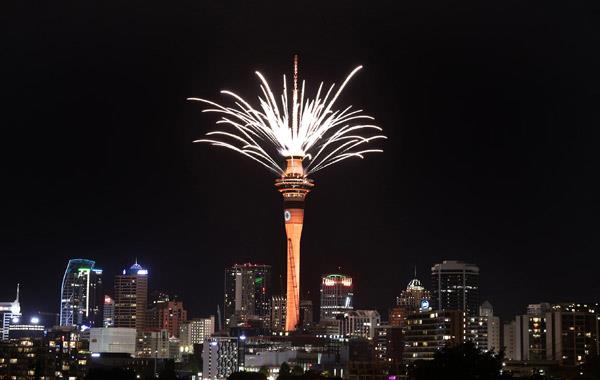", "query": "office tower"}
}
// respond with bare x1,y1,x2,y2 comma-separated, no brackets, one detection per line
59,259,103,327
0,285,21,341
514,303,551,361
431,260,479,316
180,316,215,354
114,260,148,331
148,300,188,338
390,273,431,328
546,303,599,366
319,274,354,321
224,263,271,327
299,300,314,330
270,295,286,332
339,310,381,339
397,276,431,311
403,310,465,362
102,295,114,327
